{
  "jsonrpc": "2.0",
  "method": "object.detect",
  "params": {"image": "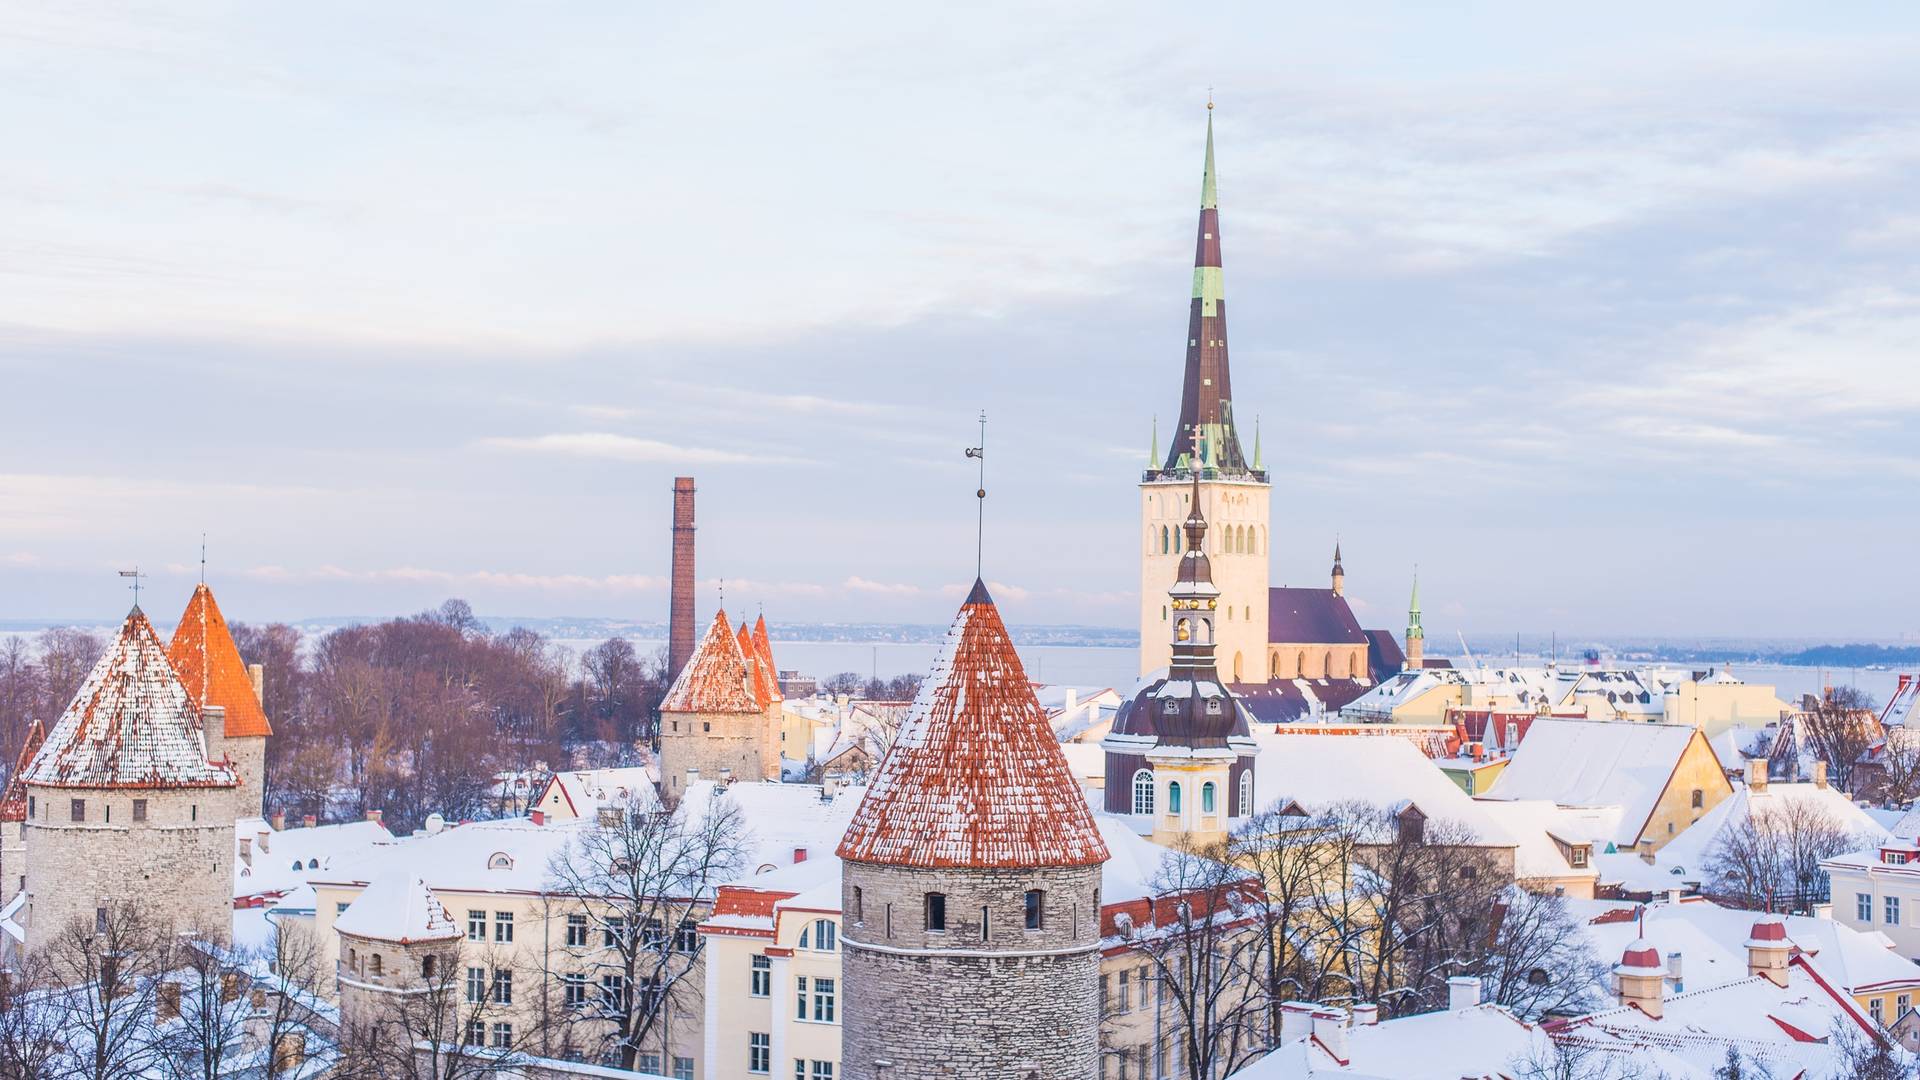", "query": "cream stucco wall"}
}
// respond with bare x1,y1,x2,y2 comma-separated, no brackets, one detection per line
1635,731,1734,852
1664,682,1793,737
1139,478,1271,680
